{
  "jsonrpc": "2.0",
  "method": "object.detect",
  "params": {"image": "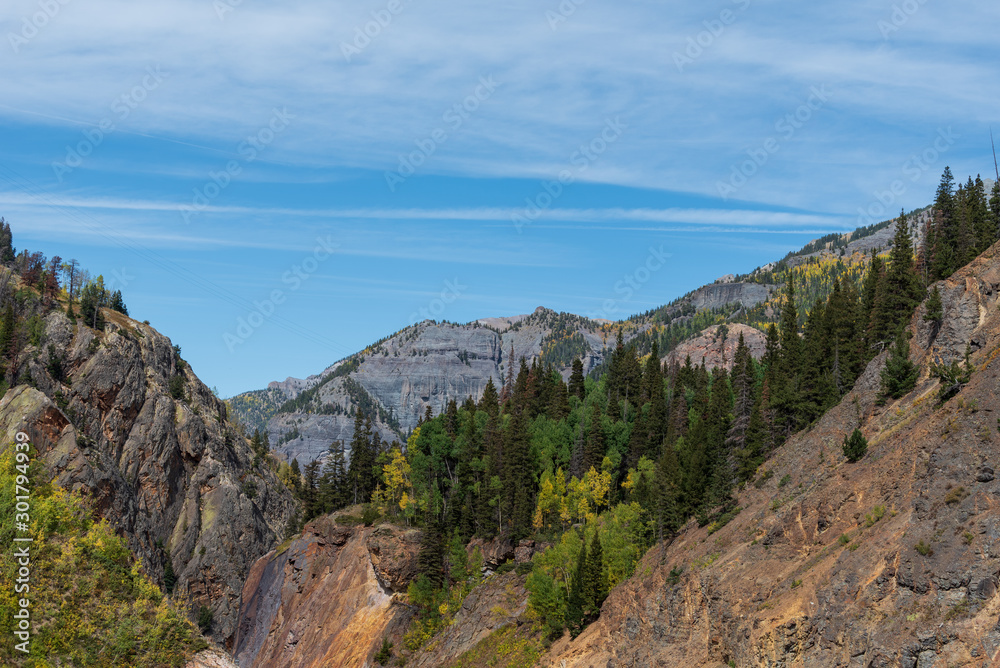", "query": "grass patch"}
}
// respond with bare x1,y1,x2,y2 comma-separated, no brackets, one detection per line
864,505,886,528
944,486,969,505
445,624,545,668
